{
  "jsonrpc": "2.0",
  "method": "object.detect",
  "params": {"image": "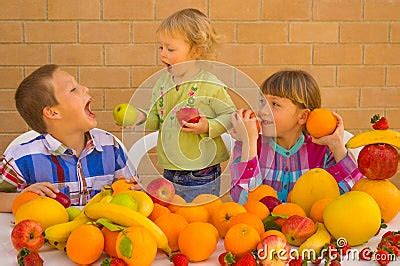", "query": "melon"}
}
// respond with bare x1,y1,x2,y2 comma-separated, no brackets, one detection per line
323,191,381,246
290,168,340,216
